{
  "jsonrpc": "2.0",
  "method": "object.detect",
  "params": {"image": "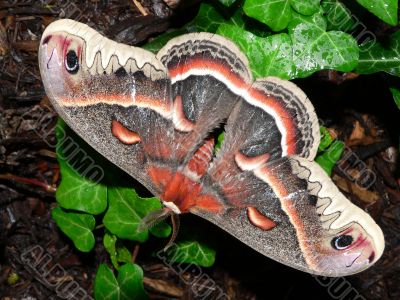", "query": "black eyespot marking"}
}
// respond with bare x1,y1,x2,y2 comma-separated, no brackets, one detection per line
65,50,79,74
331,235,353,250
115,67,128,77
368,252,375,263
42,35,52,45
308,195,317,206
